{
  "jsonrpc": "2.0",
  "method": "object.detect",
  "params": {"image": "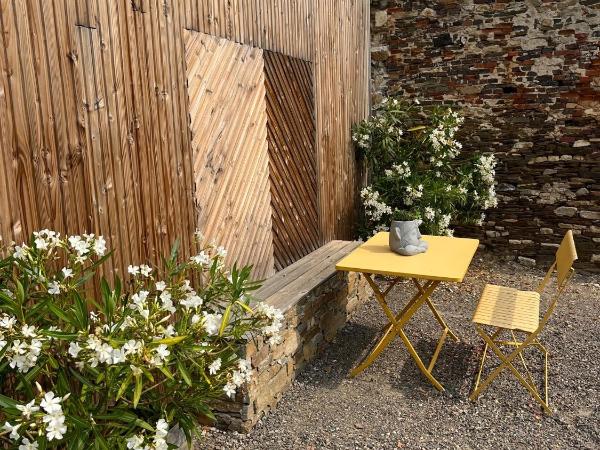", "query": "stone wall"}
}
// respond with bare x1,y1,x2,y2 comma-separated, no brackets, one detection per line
212,271,369,431
371,0,600,271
